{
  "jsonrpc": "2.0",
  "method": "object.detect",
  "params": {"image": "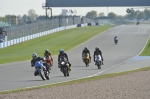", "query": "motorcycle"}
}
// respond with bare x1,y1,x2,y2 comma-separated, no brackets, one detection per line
95,55,102,69
83,53,90,67
44,56,53,70
137,21,140,25
35,61,50,80
59,61,70,77
114,37,118,45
